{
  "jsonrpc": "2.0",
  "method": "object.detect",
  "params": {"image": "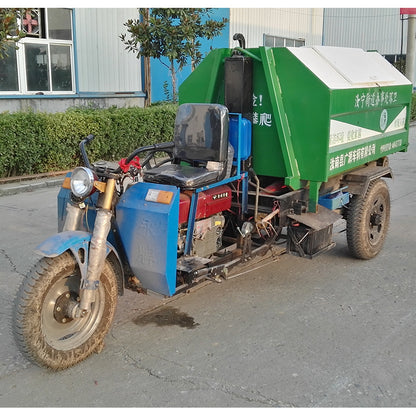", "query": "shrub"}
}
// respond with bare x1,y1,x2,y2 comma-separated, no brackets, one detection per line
0,111,48,177
0,104,177,177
